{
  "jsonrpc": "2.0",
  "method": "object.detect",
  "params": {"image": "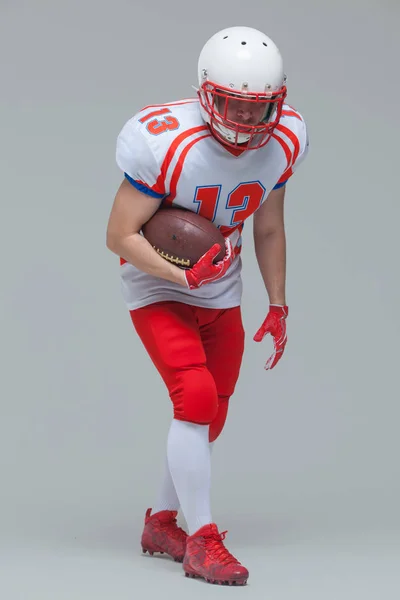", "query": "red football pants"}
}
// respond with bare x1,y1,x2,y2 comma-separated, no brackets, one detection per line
129,301,245,443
